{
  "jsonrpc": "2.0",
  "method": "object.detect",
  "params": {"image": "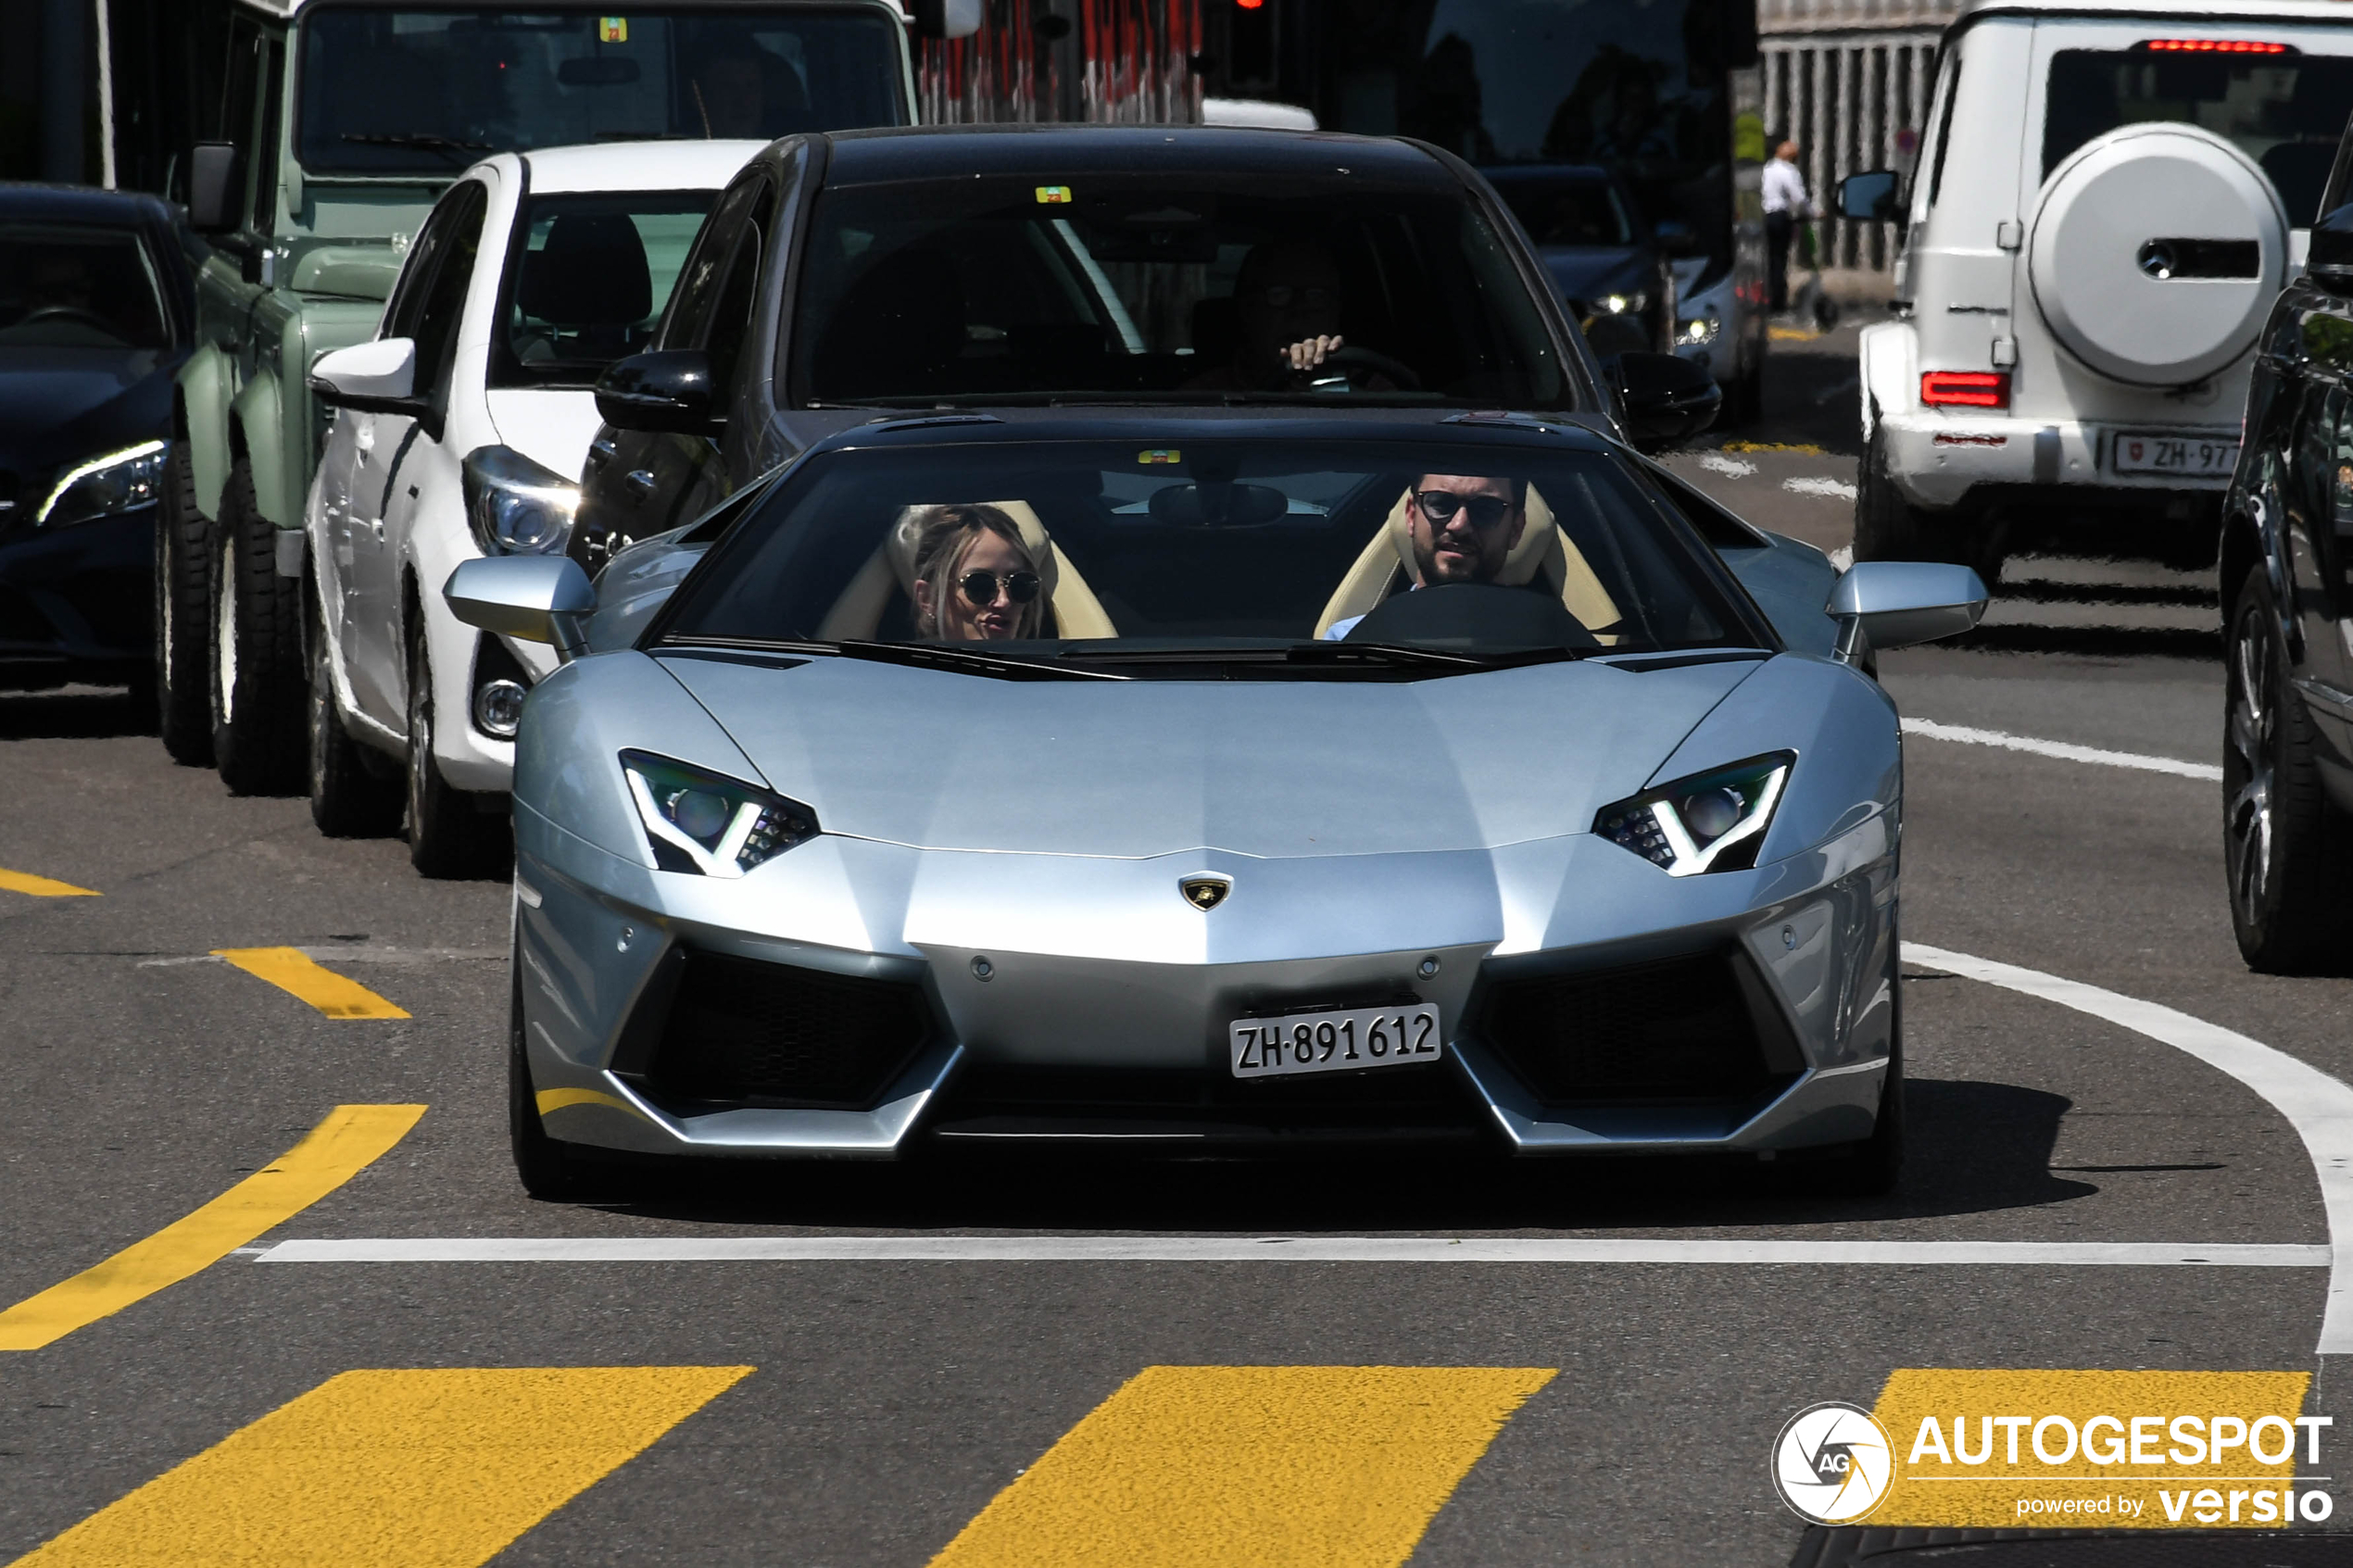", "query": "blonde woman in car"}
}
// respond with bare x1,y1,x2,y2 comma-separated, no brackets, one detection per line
905,503,1051,641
